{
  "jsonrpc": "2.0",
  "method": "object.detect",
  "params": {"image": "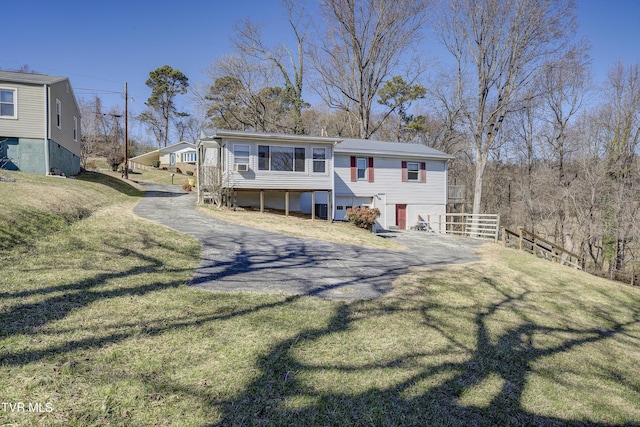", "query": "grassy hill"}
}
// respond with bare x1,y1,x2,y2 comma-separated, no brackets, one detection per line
0,170,638,426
